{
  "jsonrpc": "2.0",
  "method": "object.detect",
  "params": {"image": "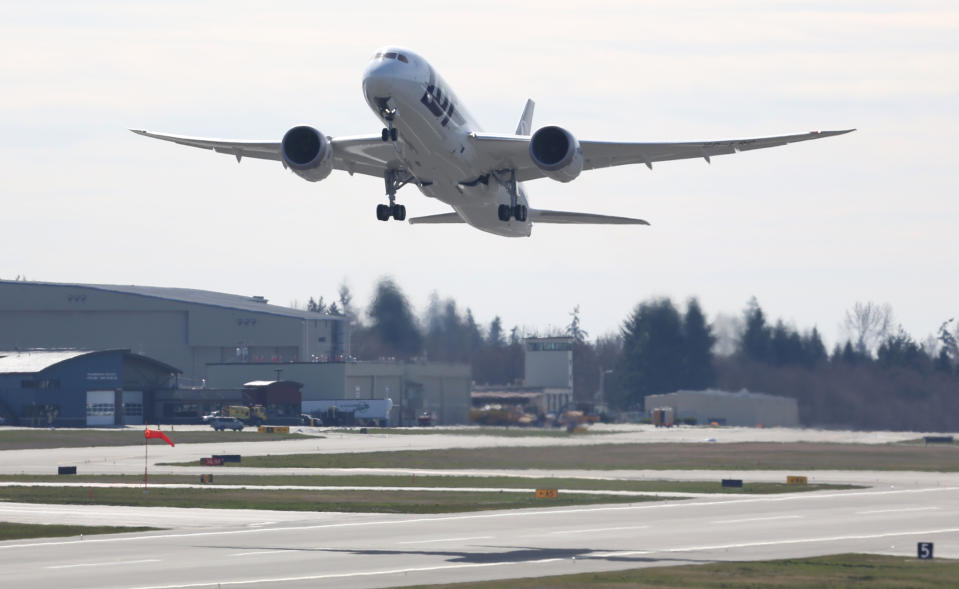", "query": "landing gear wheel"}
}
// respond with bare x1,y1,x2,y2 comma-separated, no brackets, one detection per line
390,127,398,141
376,204,391,221
513,205,528,222
381,128,390,142
393,204,406,221
497,204,511,222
